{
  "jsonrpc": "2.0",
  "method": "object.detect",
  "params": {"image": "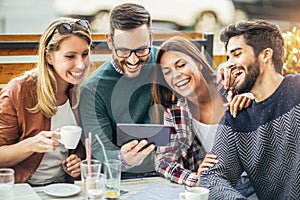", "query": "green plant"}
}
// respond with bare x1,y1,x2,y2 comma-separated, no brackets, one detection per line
282,27,300,75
